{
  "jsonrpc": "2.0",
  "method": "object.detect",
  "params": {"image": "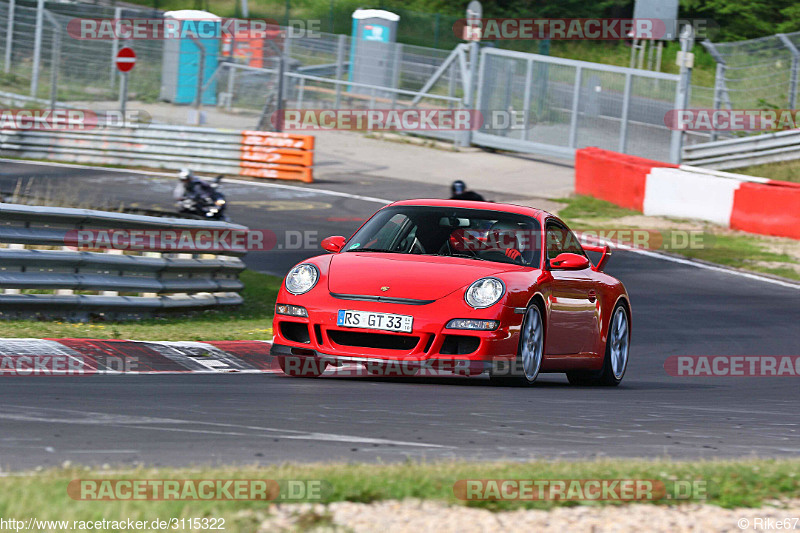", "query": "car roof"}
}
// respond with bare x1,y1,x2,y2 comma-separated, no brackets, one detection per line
388,198,551,219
